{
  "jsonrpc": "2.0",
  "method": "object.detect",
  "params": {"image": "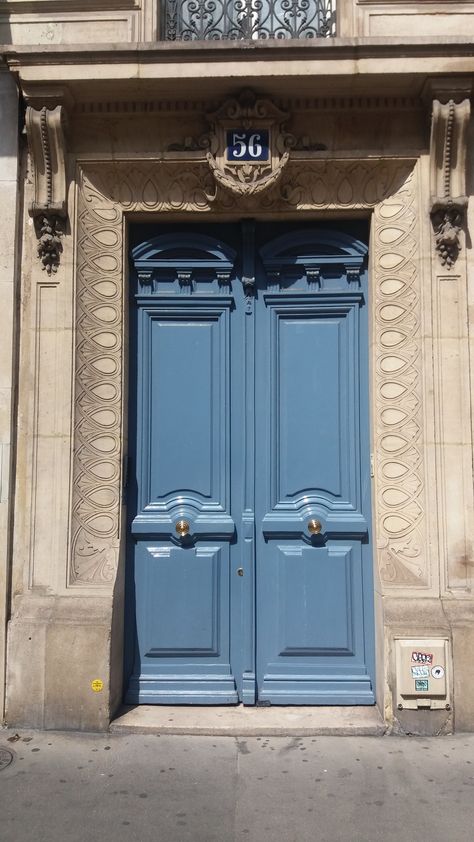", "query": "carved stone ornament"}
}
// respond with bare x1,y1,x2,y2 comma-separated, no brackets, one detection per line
35,214,64,275
429,98,470,268
202,89,308,196
26,105,68,274
71,157,430,594
431,203,464,269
